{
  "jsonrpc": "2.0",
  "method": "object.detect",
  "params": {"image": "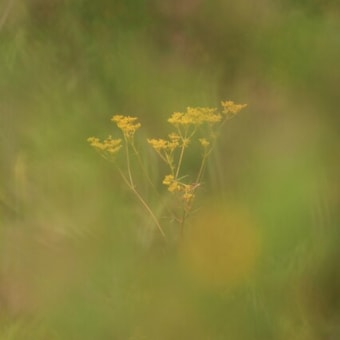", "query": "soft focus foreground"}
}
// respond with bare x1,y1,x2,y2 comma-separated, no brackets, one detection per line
1,1,339,339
